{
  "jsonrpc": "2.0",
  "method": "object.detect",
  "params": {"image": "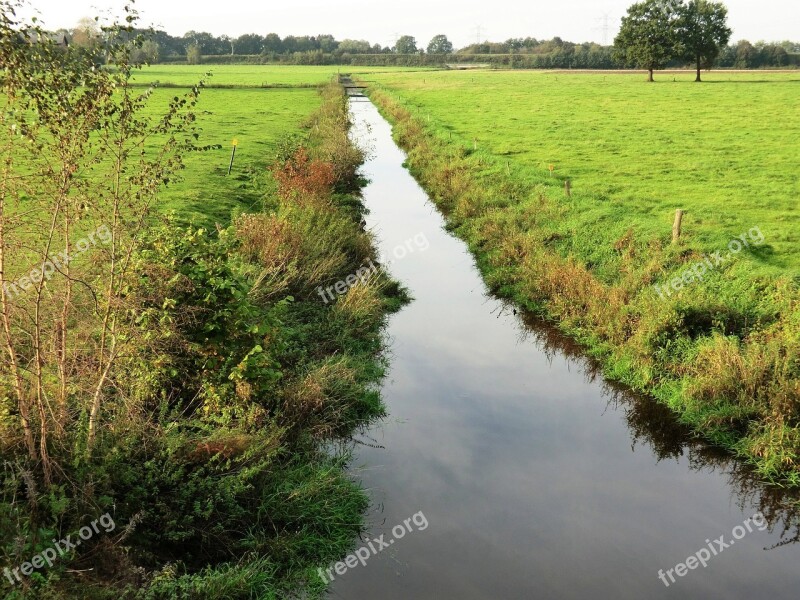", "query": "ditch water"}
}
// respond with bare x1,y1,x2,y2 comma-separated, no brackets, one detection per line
328,98,800,599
